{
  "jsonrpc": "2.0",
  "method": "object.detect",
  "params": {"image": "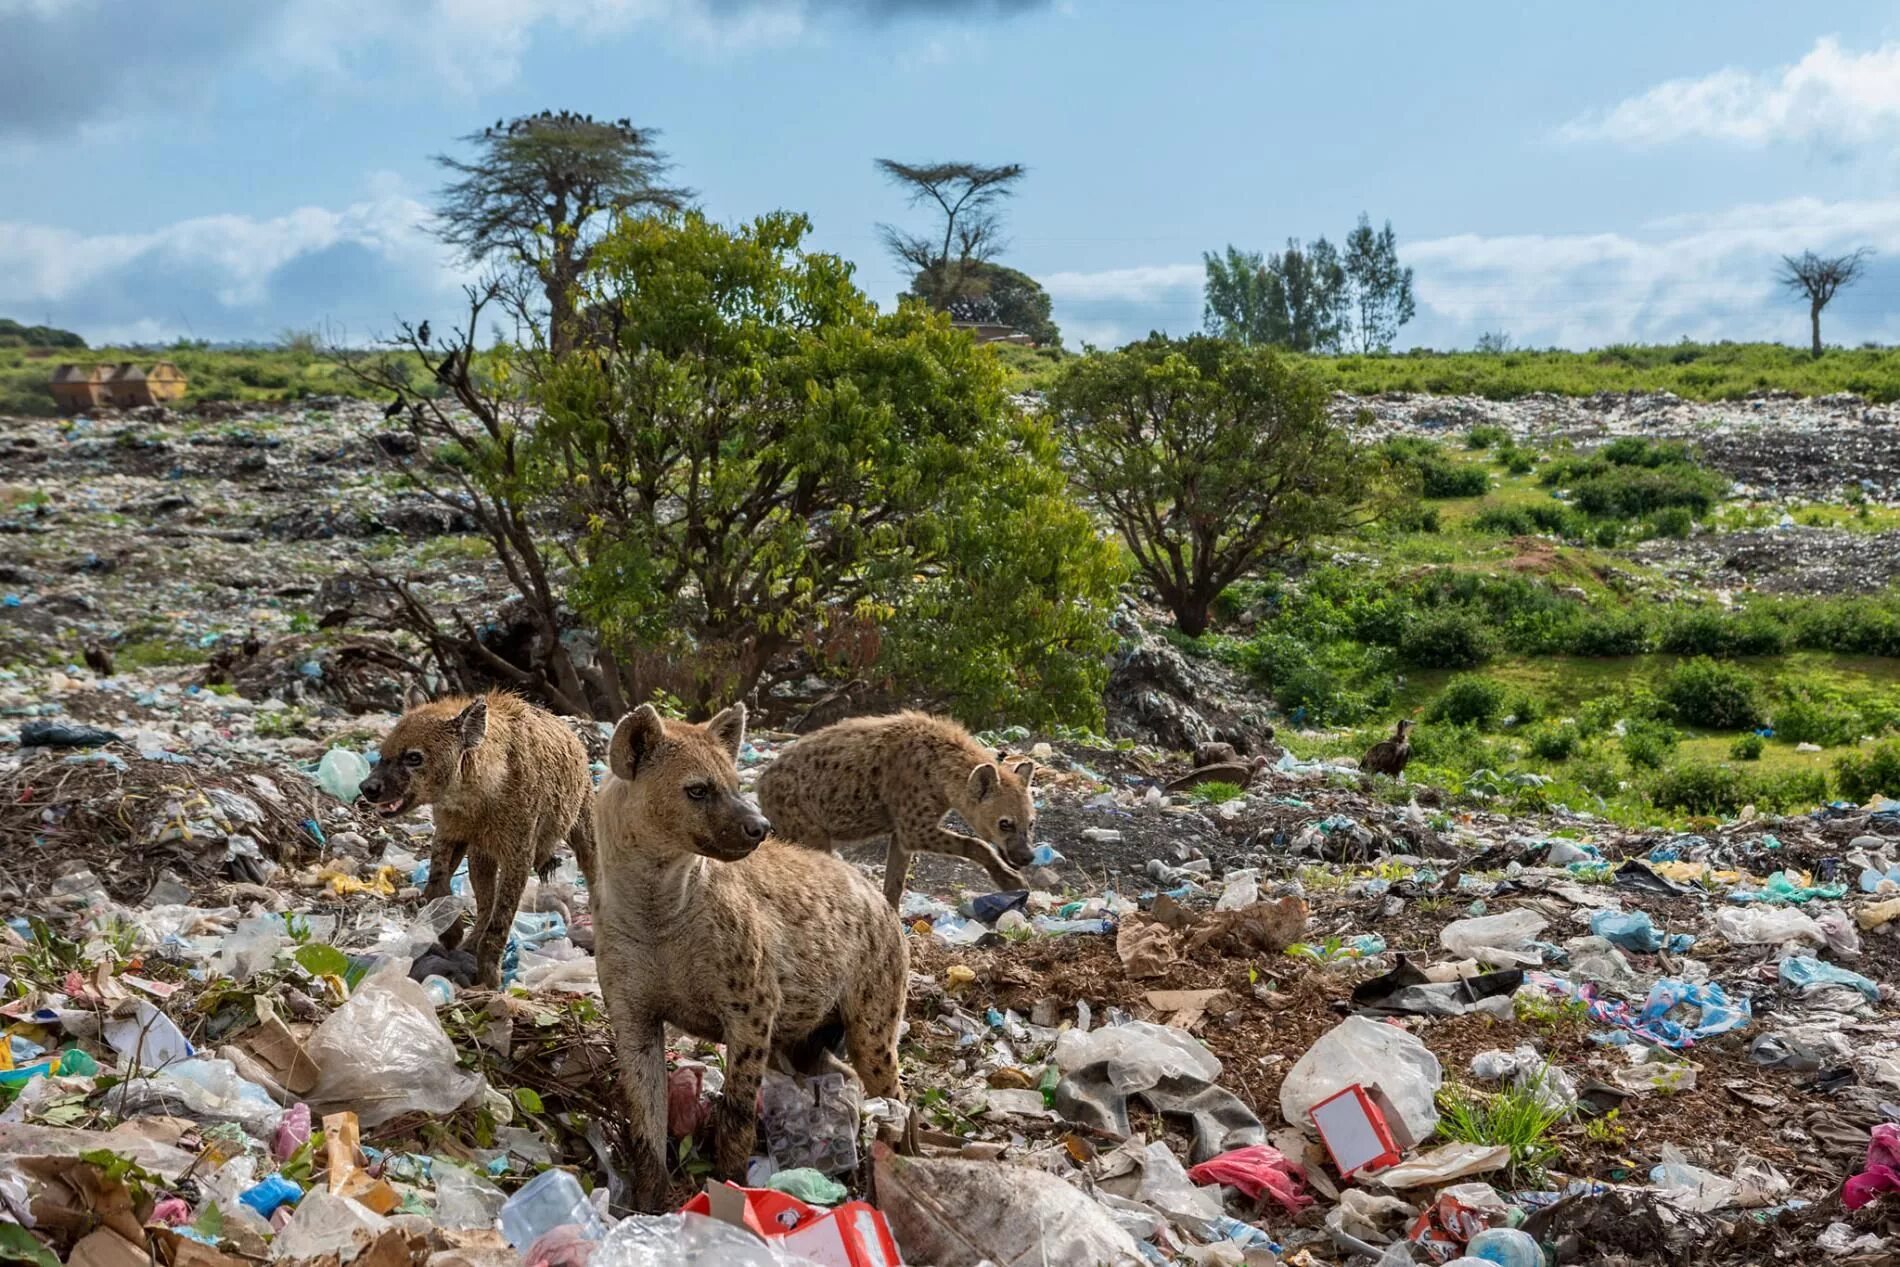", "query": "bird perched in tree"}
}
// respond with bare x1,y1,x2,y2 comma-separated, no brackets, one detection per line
82,640,114,678
1362,720,1416,777
383,395,405,418
417,320,430,346
242,627,261,658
